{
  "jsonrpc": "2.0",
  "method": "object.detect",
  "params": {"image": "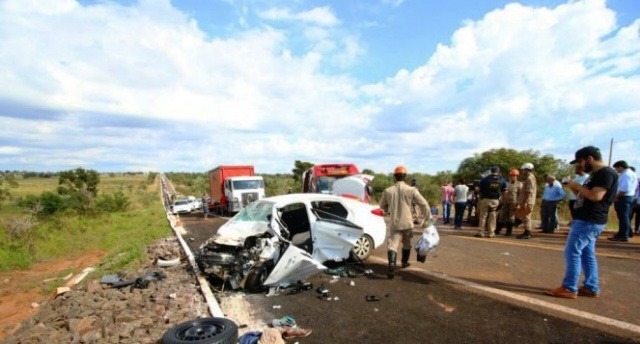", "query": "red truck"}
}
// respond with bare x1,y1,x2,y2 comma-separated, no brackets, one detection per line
301,163,360,194
208,165,265,215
